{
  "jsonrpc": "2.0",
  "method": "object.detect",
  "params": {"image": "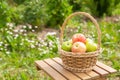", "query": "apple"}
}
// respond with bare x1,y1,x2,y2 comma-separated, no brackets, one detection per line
85,38,93,43
61,40,72,52
86,41,97,52
72,42,86,53
72,33,86,43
